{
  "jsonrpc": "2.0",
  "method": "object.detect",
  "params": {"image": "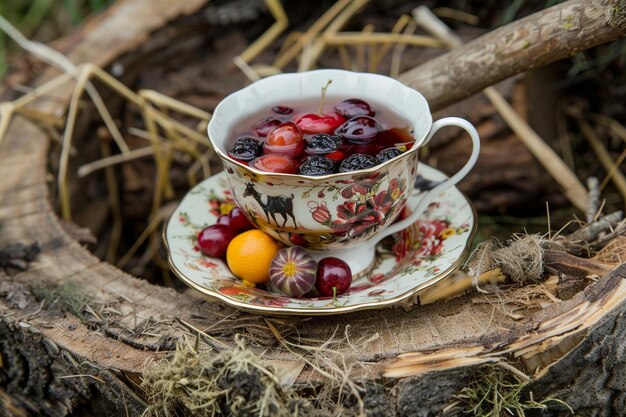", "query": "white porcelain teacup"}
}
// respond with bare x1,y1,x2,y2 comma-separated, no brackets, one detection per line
208,70,479,275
